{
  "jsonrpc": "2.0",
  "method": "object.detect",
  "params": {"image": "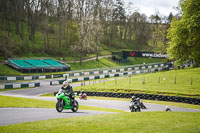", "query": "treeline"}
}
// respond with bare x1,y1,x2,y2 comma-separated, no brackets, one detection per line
0,0,174,64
